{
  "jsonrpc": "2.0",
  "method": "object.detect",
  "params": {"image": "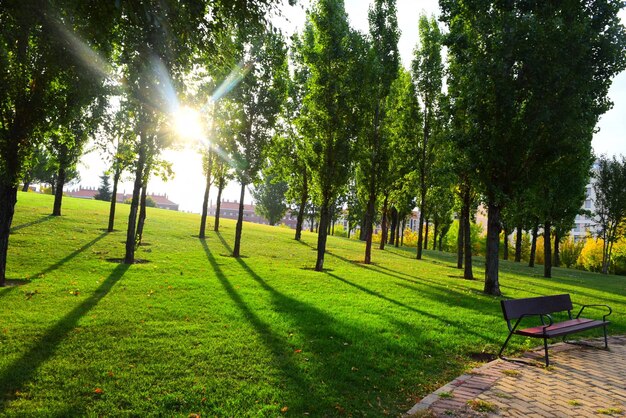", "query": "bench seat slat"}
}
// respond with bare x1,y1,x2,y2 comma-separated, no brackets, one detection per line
516,318,609,338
